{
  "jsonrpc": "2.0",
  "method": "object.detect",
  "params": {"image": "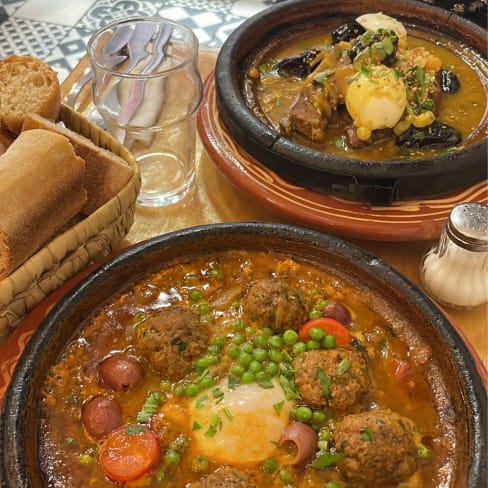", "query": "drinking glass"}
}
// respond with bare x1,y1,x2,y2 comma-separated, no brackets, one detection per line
88,17,203,207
